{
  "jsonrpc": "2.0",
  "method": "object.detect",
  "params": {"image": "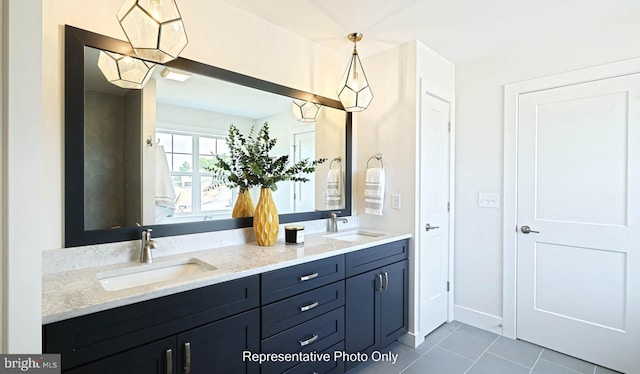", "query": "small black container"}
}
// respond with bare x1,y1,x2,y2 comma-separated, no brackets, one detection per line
285,225,304,244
